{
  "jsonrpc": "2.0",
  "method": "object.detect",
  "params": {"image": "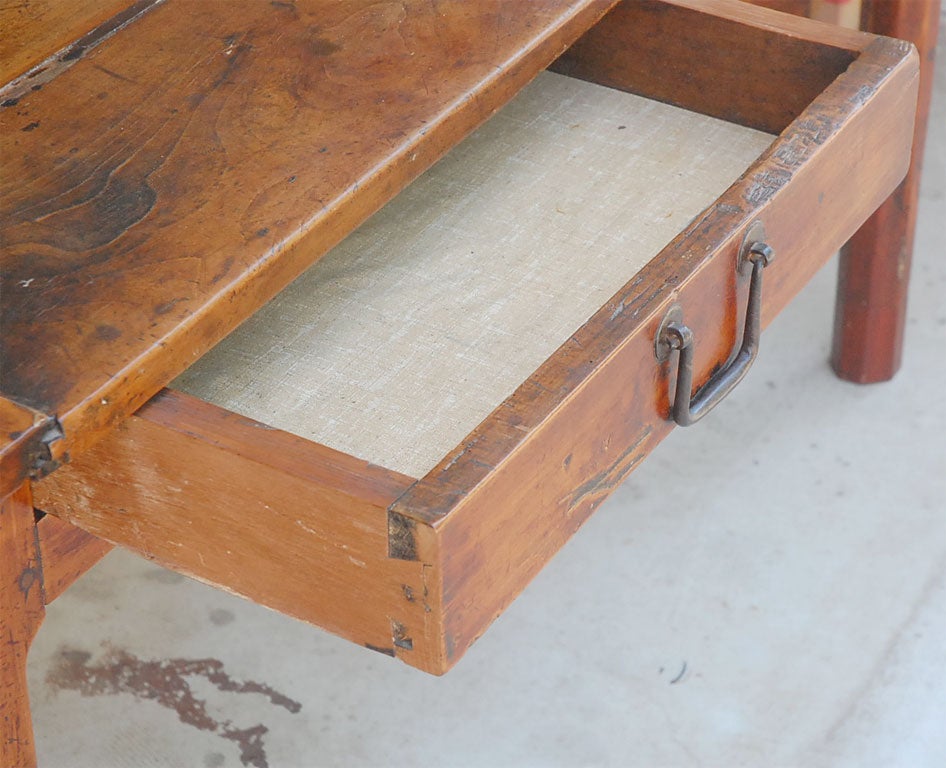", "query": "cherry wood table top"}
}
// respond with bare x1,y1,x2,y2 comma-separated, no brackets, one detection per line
0,0,620,494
